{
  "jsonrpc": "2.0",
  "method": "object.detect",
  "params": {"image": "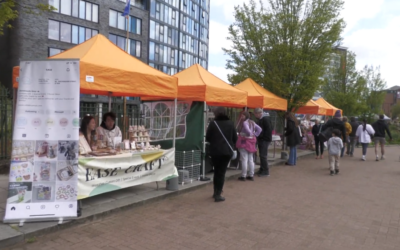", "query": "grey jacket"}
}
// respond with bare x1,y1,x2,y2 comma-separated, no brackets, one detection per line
327,137,343,155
